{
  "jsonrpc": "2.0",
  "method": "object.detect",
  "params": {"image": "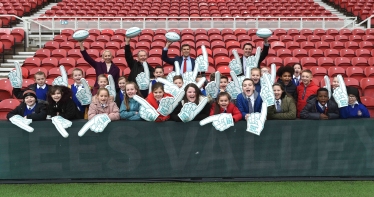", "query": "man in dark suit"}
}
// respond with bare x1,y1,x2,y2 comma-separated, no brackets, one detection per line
162,41,196,74
240,38,270,76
